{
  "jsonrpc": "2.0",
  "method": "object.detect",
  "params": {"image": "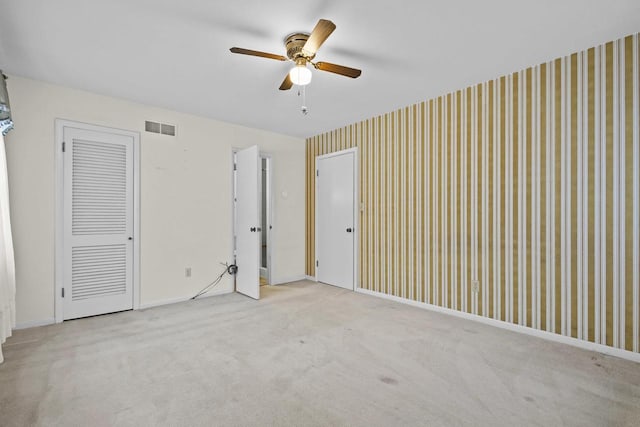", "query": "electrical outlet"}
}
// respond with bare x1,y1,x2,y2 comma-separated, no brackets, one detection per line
472,280,479,293
185,267,192,278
